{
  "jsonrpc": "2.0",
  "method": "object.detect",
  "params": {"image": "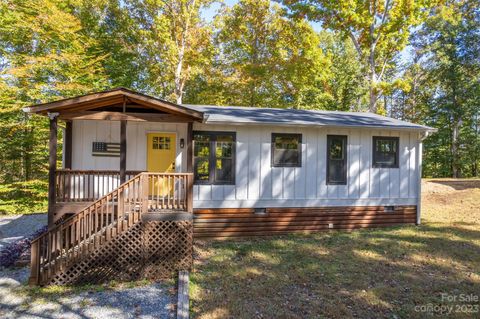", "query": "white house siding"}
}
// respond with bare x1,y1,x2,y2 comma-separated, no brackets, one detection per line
70,120,188,172
192,123,421,208
69,120,421,209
